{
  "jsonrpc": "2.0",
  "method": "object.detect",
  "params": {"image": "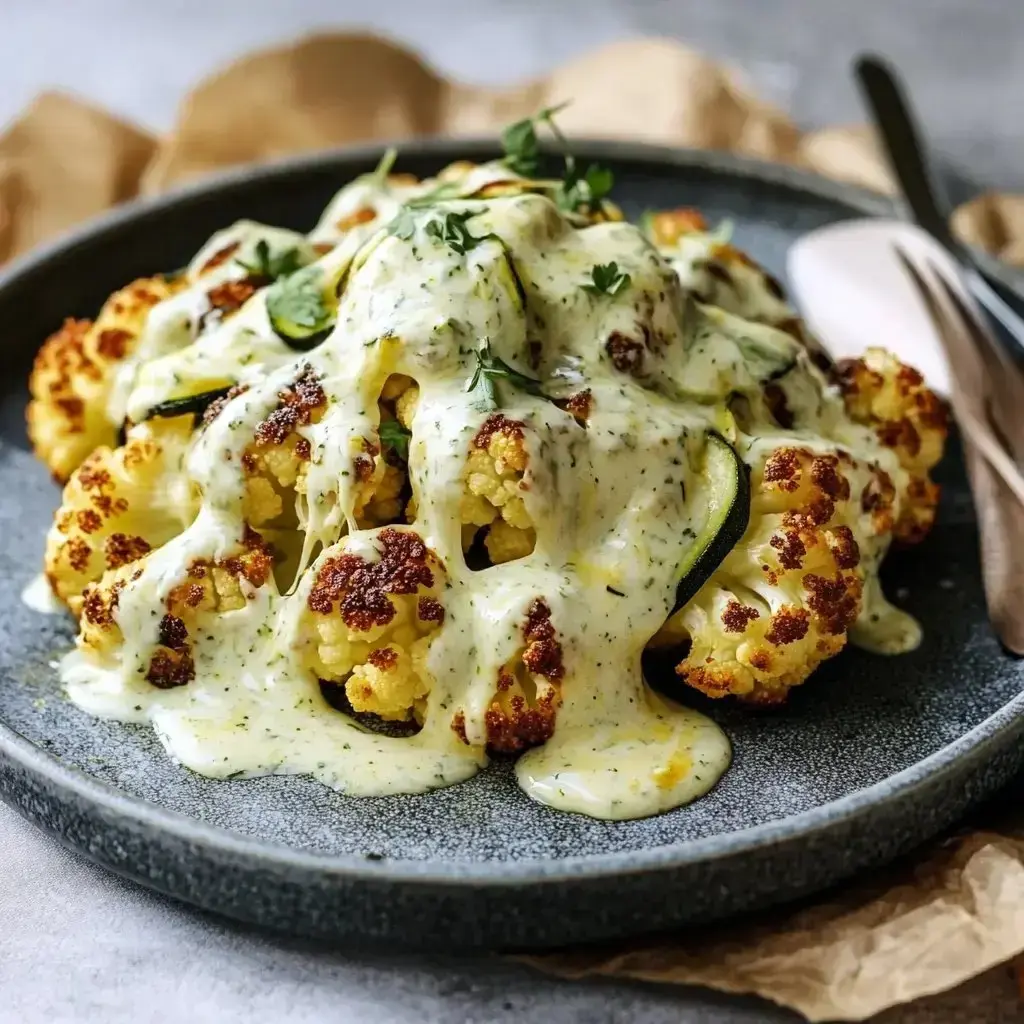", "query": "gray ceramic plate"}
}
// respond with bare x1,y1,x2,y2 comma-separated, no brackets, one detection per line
1,141,1022,950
